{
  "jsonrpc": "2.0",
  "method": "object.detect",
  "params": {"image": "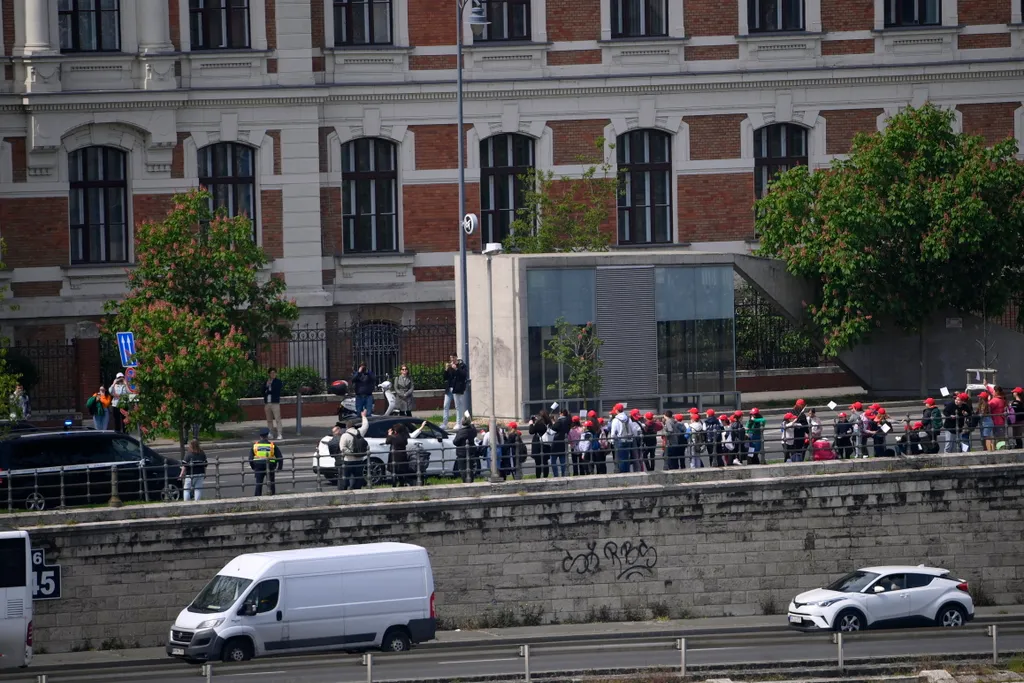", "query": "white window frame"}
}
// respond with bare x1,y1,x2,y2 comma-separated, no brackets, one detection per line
873,0,956,30
179,0,266,51
325,0,409,47
48,0,140,53
600,0,684,41
739,0,820,35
